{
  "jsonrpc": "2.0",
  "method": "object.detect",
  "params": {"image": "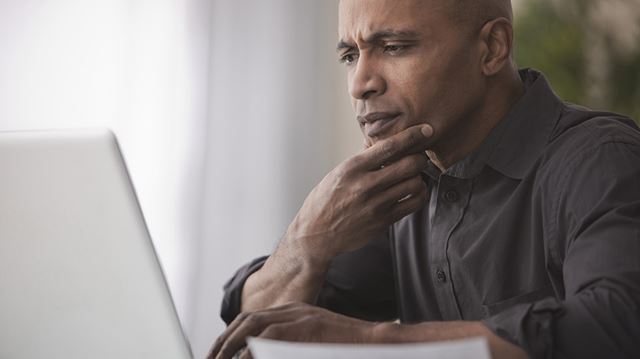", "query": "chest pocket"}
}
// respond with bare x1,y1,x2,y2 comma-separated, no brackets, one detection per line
482,284,556,317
